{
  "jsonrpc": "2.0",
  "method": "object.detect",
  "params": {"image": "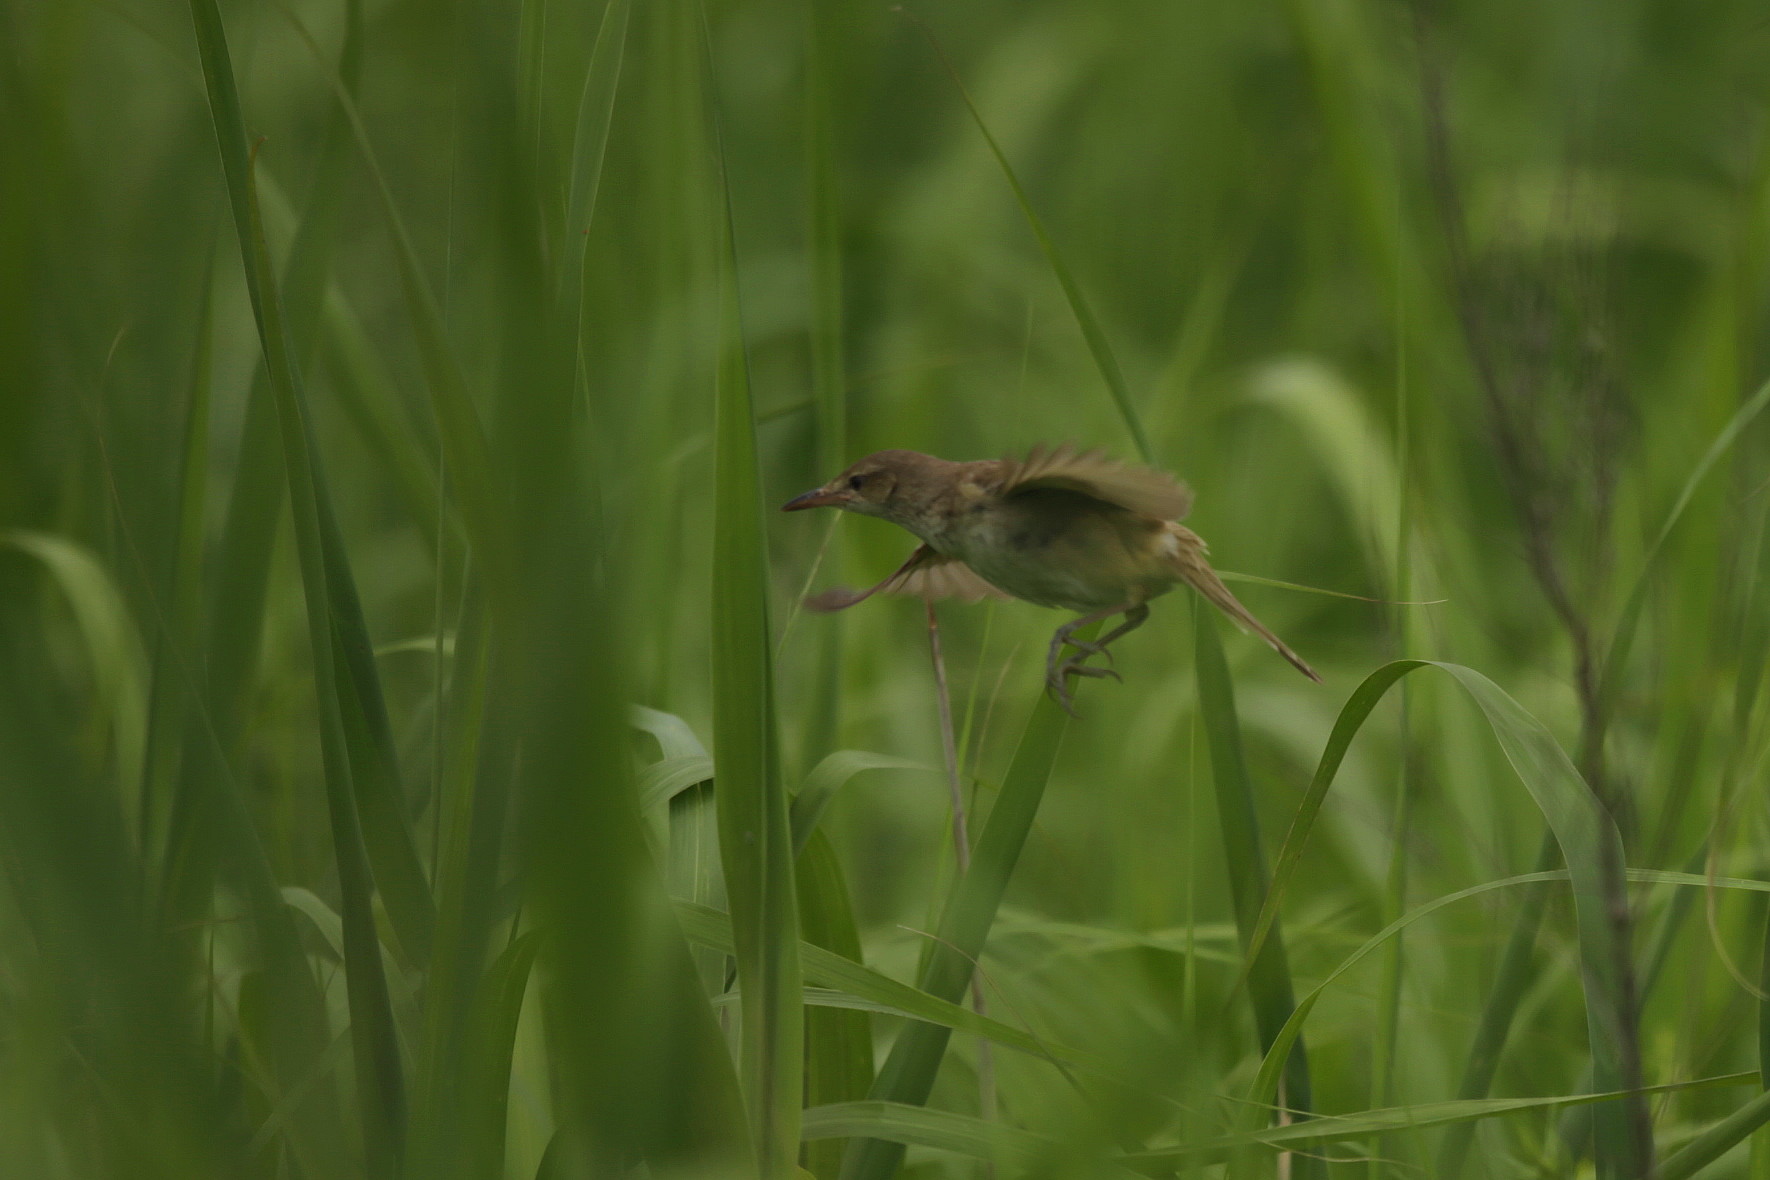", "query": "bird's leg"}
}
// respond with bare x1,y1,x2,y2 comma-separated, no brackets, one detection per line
1045,602,1148,713
1055,603,1149,684
1046,606,1124,691
1087,602,1151,654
